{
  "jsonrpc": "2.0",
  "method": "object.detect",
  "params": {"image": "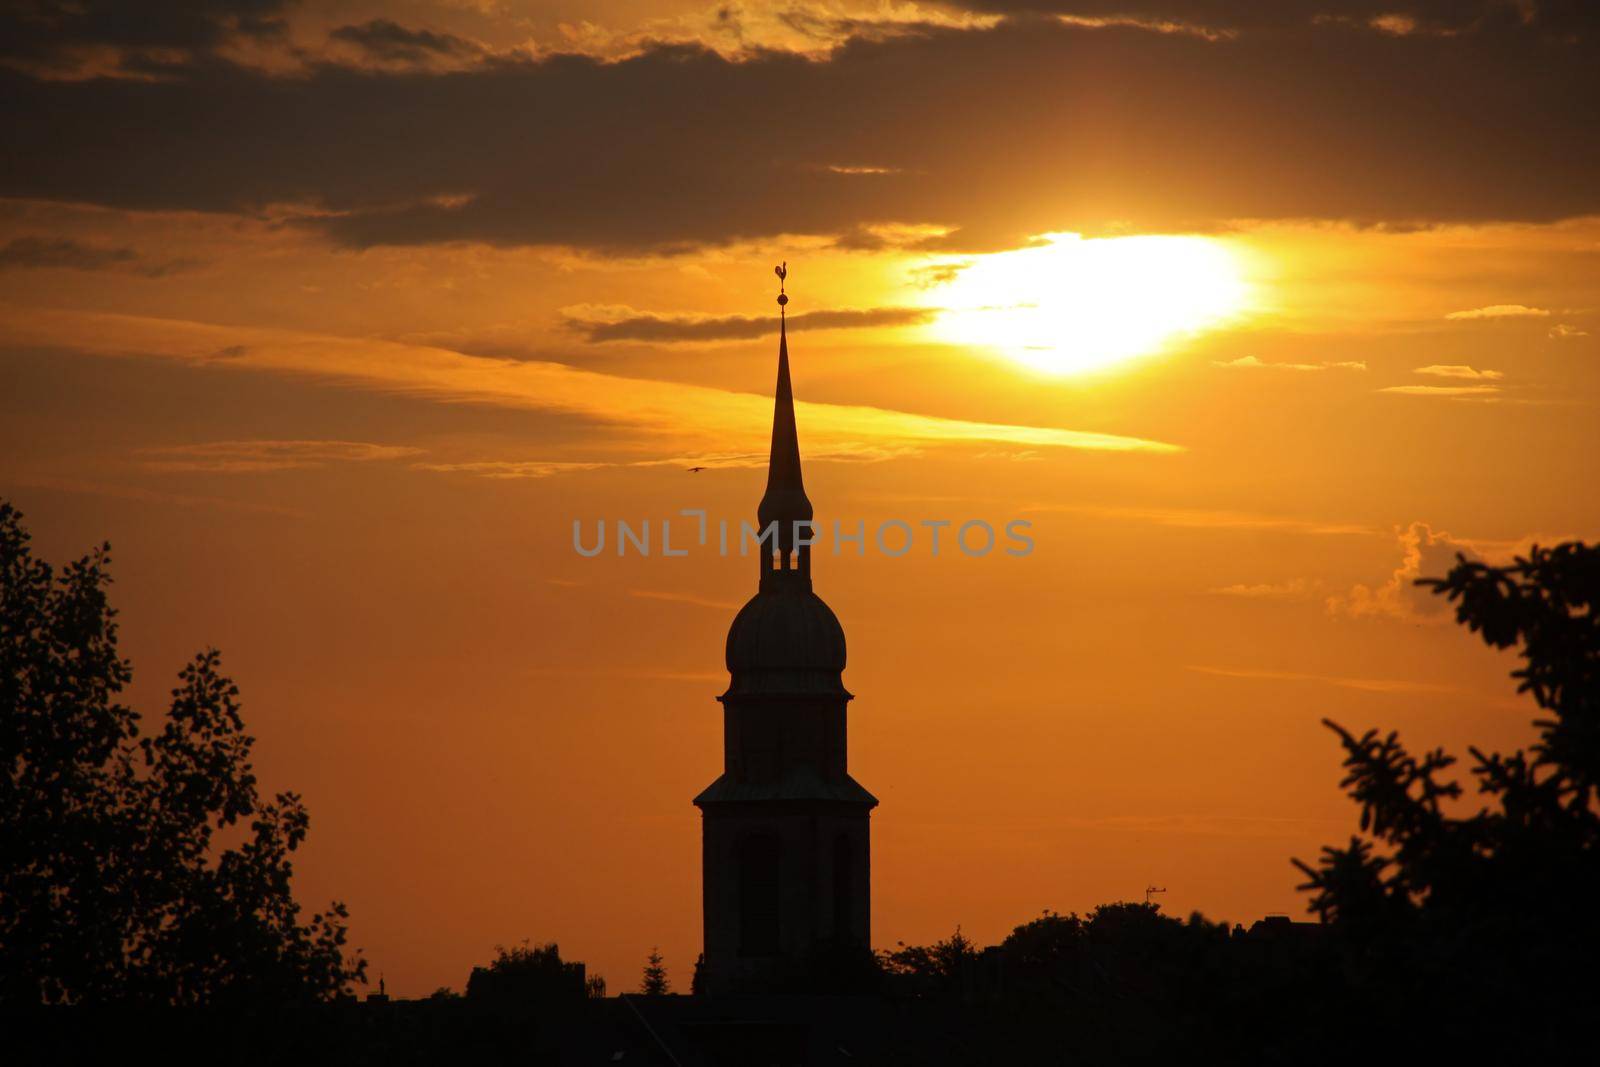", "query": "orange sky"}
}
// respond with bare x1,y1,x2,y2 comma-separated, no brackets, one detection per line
3,0,1599,997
